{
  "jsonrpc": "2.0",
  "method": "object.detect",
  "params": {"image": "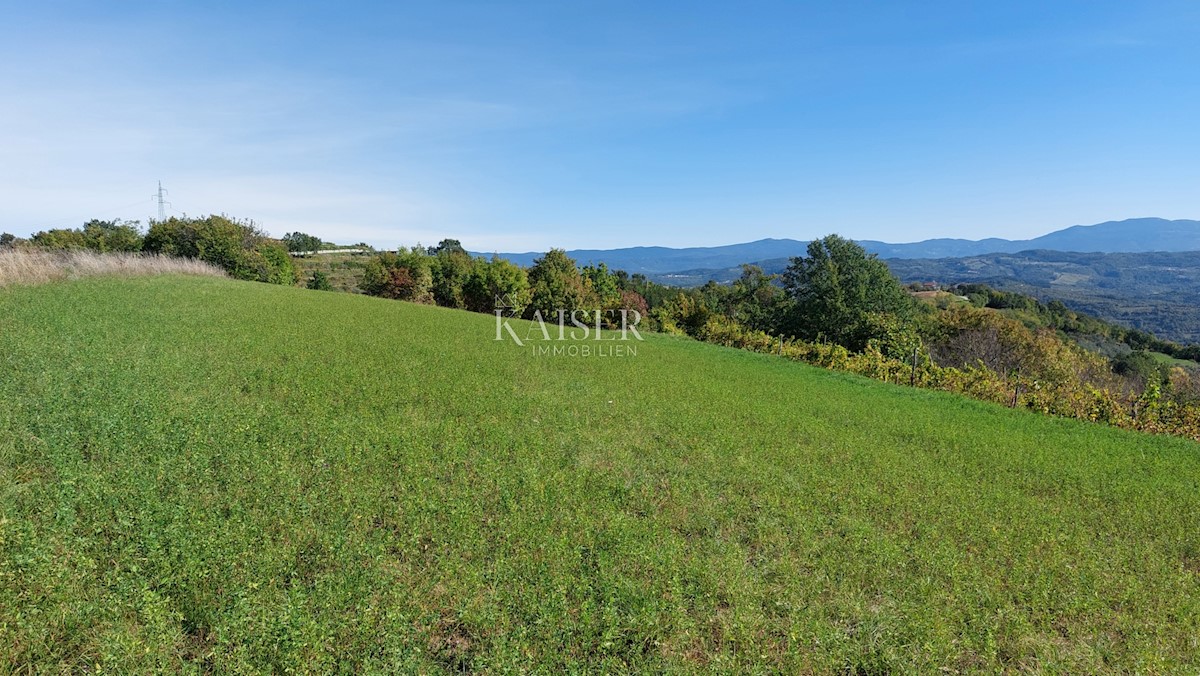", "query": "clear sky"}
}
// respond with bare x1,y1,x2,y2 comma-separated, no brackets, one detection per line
2,1,1198,251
